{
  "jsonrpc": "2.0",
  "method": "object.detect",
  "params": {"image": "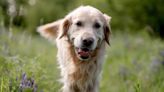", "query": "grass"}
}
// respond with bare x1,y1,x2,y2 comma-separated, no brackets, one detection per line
0,28,164,92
